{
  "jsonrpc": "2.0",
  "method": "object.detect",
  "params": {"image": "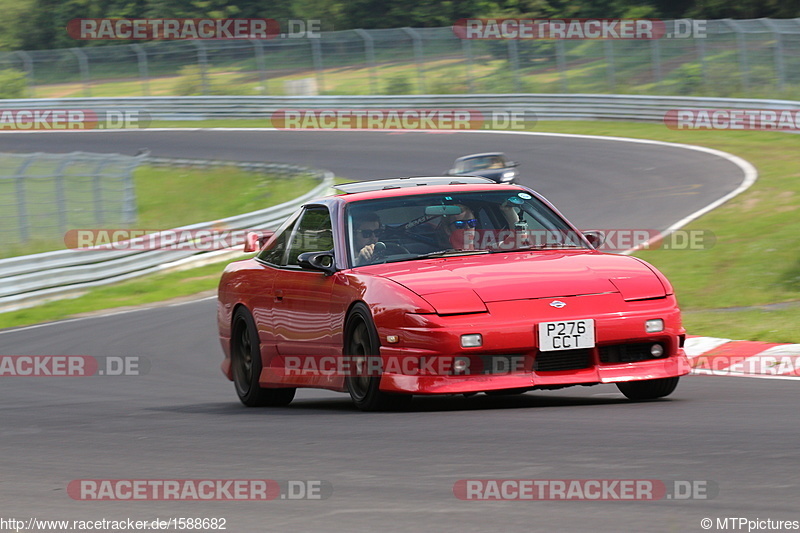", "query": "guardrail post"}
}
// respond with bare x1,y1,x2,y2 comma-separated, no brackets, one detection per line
354,29,377,95
401,27,426,93
192,41,209,95
131,44,150,97
249,38,268,95
311,38,325,94
71,47,91,97
604,40,616,92
555,40,568,93
508,39,522,93
13,51,34,98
